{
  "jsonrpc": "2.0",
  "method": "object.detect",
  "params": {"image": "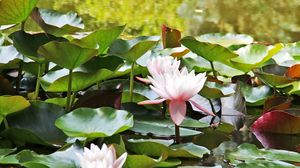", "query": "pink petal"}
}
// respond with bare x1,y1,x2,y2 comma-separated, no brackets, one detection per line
188,99,216,116
138,98,166,105
113,152,128,168
169,100,186,125
135,76,151,84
